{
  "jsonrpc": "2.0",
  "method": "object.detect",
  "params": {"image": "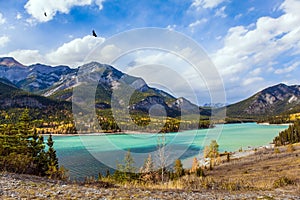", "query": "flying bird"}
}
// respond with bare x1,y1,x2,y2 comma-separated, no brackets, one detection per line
44,12,47,17
92,30,97,37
